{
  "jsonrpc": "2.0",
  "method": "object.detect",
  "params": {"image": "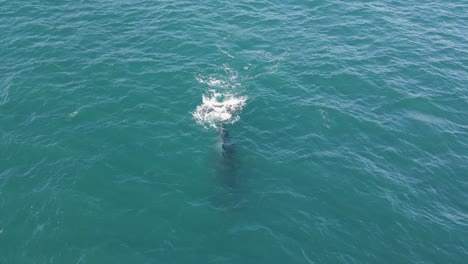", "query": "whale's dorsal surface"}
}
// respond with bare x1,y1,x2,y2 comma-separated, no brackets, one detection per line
220,123,234,155
221,122,229,143
218,123,237,188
